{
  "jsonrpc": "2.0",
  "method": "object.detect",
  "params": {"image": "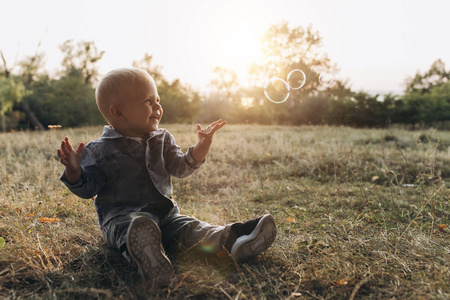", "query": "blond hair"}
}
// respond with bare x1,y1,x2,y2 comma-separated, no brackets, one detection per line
95,67,151,123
